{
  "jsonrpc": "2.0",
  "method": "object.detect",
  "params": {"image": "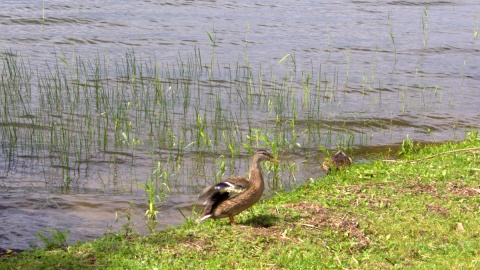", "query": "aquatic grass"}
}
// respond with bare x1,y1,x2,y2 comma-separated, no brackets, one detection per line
388,12,397,58
206,26,217,76
41,0,45,27
422,3,429,47
474,11,479,40
1,21,470,196
343,46,351,90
